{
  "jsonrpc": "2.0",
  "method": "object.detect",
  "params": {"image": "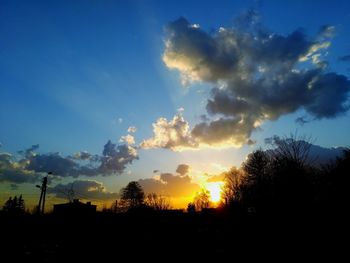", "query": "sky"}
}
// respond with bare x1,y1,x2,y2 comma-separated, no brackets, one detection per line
1,0,350,209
